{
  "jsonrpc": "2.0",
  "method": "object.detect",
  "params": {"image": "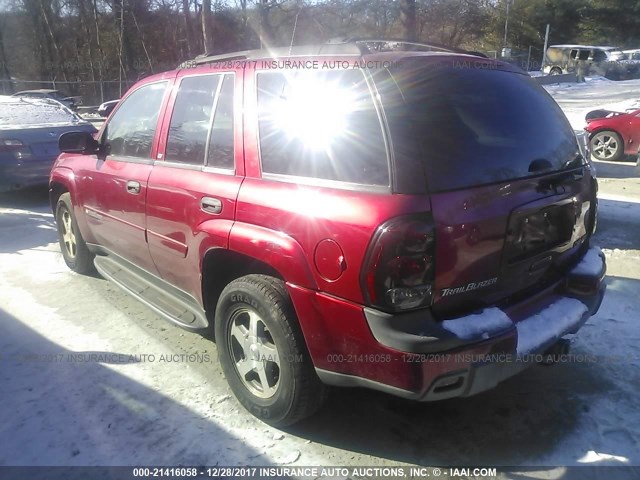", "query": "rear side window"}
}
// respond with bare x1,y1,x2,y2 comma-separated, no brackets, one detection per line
382,62,580,192
165,73,235,168
104,82,167,159
165,75,220,165
257,69,389,186
207,75,235,169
